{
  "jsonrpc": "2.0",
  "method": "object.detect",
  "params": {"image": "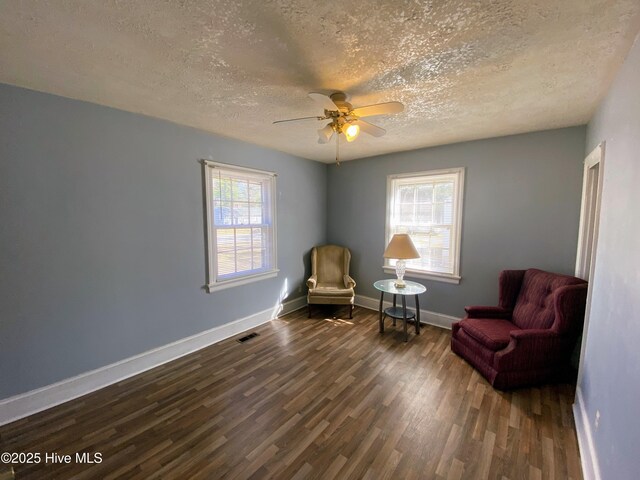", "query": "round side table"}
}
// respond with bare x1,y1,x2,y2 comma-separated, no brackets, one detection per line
373,279,426,342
